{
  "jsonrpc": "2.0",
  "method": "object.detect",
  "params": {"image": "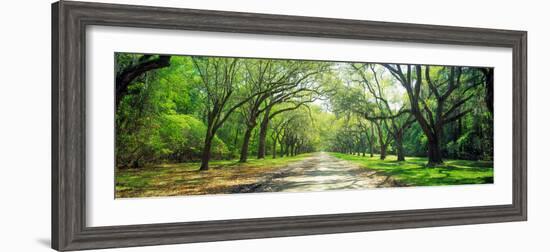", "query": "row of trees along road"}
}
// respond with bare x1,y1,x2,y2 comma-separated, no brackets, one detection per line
115,54,331,170
328,63,493,166
115,53,493,170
